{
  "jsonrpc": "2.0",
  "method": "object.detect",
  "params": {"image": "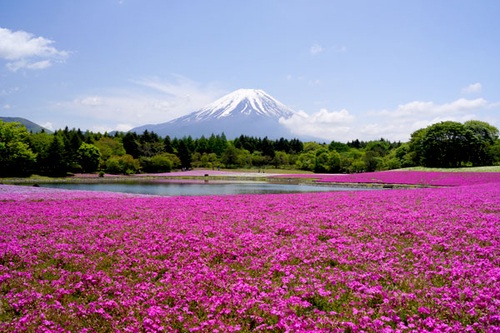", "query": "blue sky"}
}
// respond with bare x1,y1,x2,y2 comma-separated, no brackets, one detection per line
1,0,499,142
